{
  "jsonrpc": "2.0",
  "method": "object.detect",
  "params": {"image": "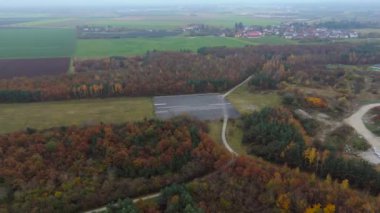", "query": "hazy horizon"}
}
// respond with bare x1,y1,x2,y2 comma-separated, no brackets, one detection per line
1,0,379,8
